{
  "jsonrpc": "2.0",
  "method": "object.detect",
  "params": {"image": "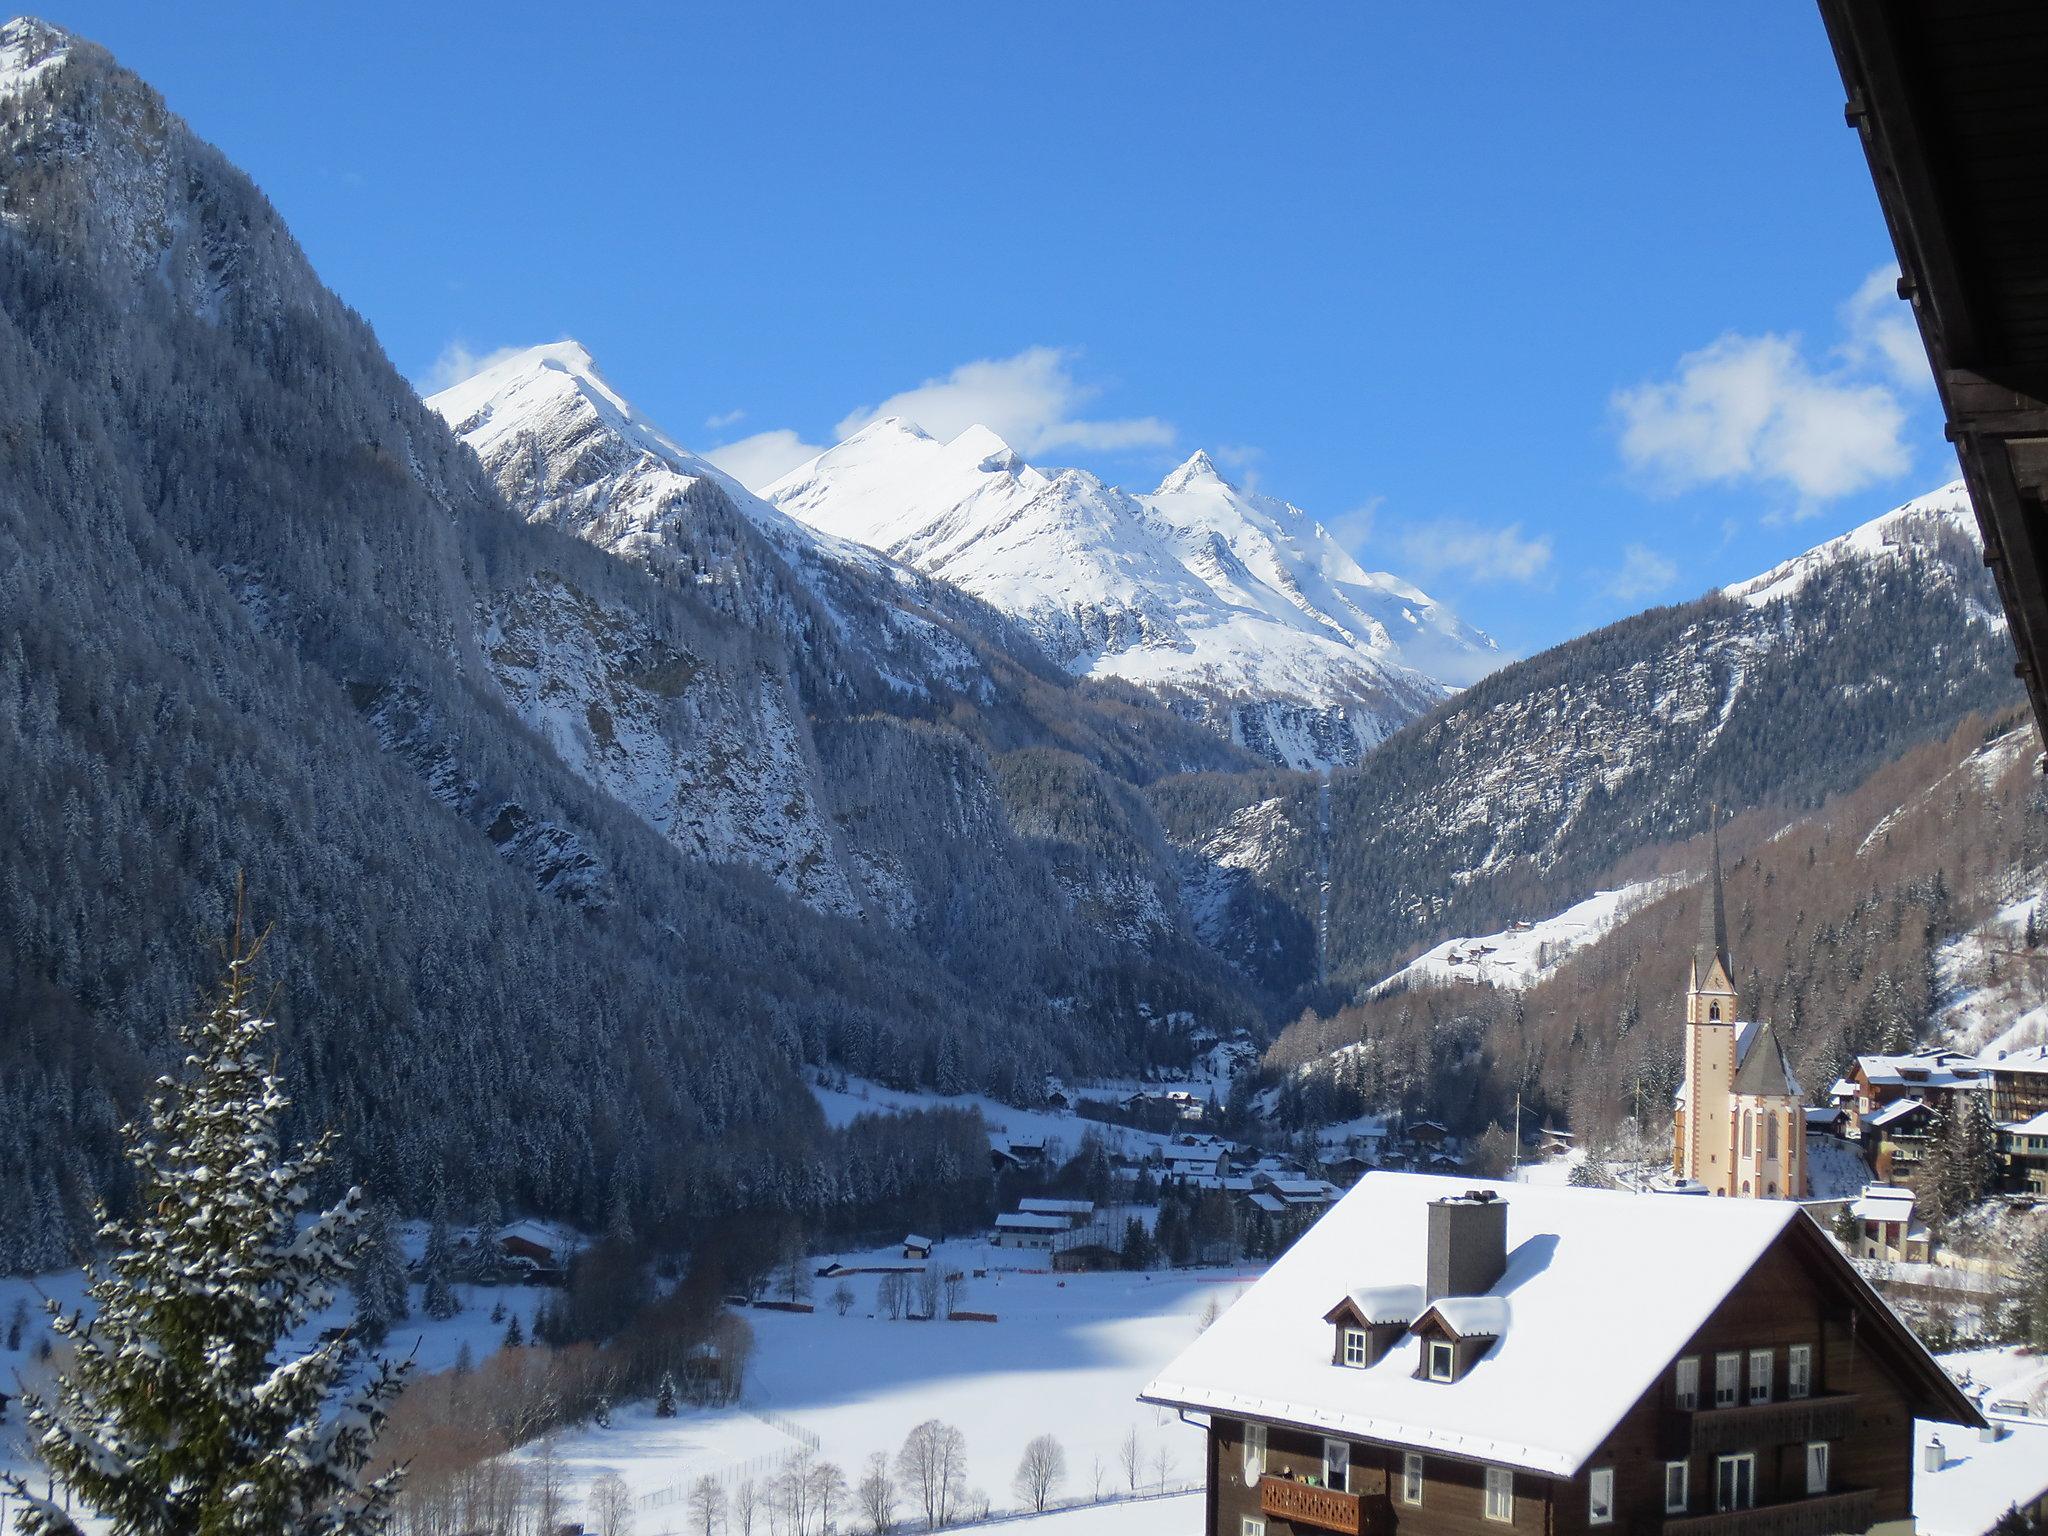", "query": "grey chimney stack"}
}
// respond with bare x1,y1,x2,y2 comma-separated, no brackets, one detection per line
1426,1190,1509,1303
